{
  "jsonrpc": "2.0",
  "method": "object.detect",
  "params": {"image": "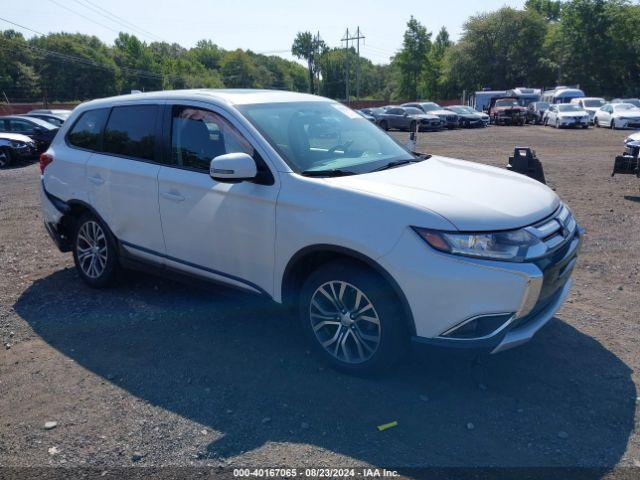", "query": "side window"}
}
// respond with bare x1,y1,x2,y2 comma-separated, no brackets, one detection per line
171,106,256,172
9,120,34,133
103,105,158,161
67,109,109,151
